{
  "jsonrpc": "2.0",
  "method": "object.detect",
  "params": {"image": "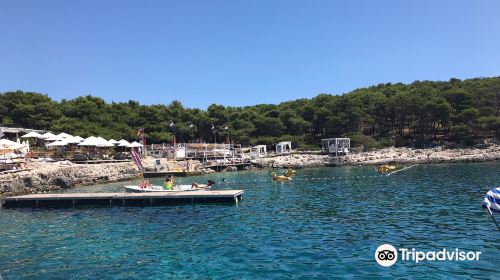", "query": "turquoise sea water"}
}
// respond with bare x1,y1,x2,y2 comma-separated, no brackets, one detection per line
1,162,499,279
